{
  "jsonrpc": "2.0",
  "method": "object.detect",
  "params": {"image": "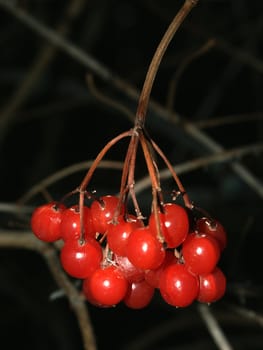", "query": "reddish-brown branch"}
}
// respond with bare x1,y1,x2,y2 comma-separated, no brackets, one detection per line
135,0,198,125
149,138,193,209
78,130,132,192
139,132,164,242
